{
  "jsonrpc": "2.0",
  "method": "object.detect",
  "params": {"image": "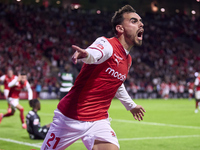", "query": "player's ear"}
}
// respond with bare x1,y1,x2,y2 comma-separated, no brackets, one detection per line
116,25,124,34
